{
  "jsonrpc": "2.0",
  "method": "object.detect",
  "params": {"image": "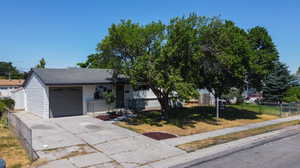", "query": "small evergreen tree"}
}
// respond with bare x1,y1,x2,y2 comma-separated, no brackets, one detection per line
263,62,294,103
103,92,115,112
36,58,46,68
